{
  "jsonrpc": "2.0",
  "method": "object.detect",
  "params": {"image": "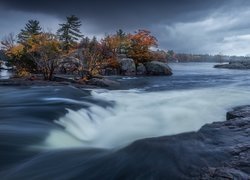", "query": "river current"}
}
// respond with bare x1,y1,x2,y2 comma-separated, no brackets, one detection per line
0,63,250,179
